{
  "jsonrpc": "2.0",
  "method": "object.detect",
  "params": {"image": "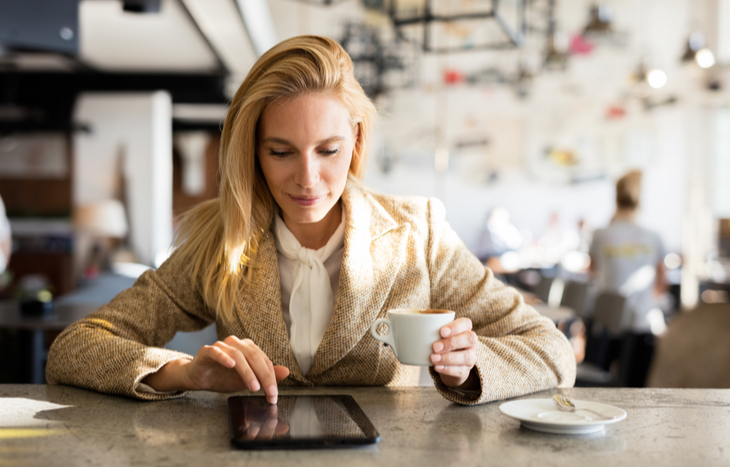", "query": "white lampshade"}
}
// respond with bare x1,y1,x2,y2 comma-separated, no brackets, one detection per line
74,200,129,238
